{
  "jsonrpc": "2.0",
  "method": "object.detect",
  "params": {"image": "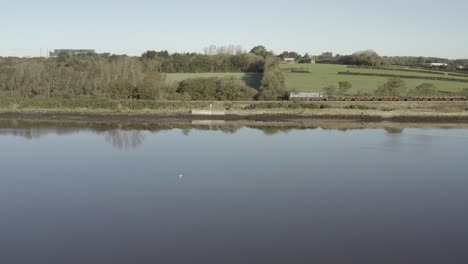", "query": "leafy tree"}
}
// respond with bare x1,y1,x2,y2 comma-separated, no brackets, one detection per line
142,50,158,60
338,81,352,95
408,83,438,96
250,46,274,58
375,78,407,96
279,51,301,59
257,57,287,100
323,85,338,96
318,52,334,61
460,88,468,97
176,78,218,101
215,77,257,101
341,50,383,66
175,77,257,101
